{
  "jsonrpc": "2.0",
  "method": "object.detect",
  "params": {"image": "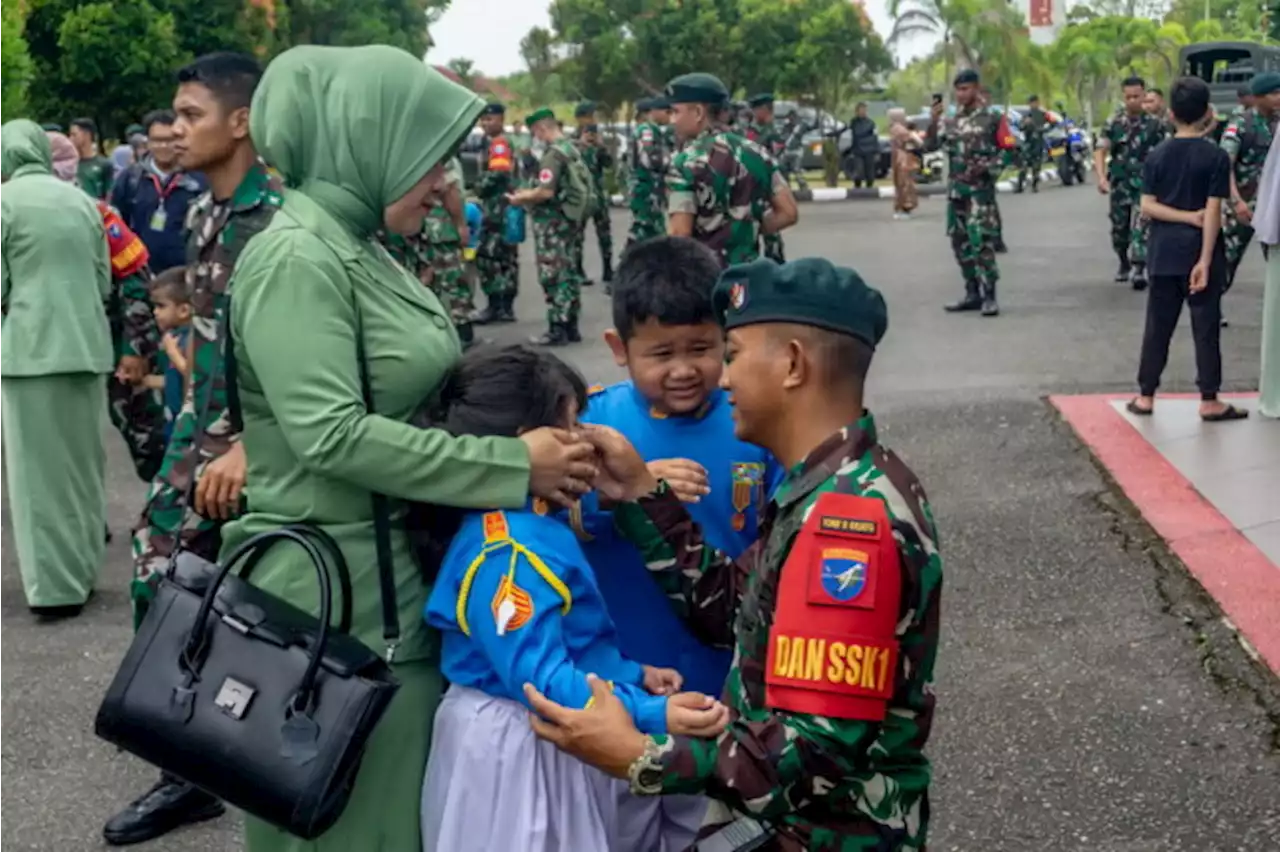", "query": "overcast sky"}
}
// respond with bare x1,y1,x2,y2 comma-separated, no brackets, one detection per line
428,1,934,78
